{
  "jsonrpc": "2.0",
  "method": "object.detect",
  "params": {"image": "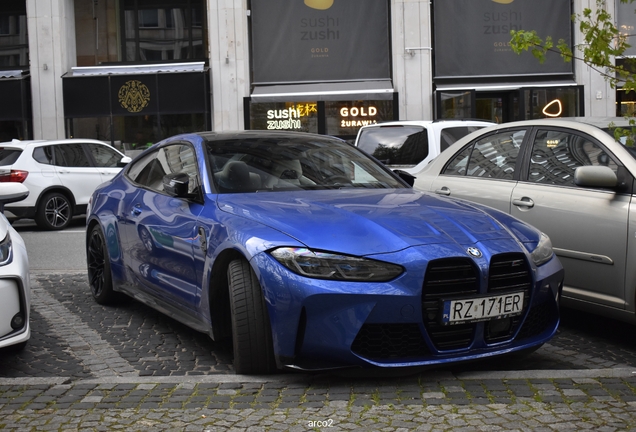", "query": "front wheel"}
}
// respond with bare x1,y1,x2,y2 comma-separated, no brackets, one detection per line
87,225,117,305
35,192,72,230
228,259,277,374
